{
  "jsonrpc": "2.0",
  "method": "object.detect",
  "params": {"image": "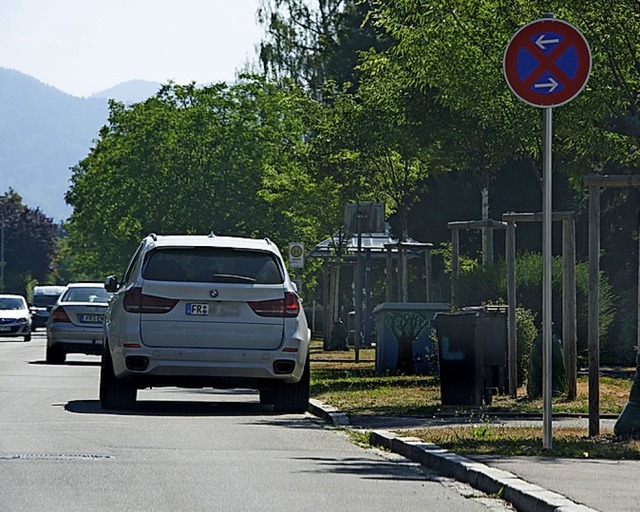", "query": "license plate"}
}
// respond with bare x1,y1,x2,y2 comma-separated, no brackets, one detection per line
80,314,104,324
186,303,209,316
0,326,10,332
